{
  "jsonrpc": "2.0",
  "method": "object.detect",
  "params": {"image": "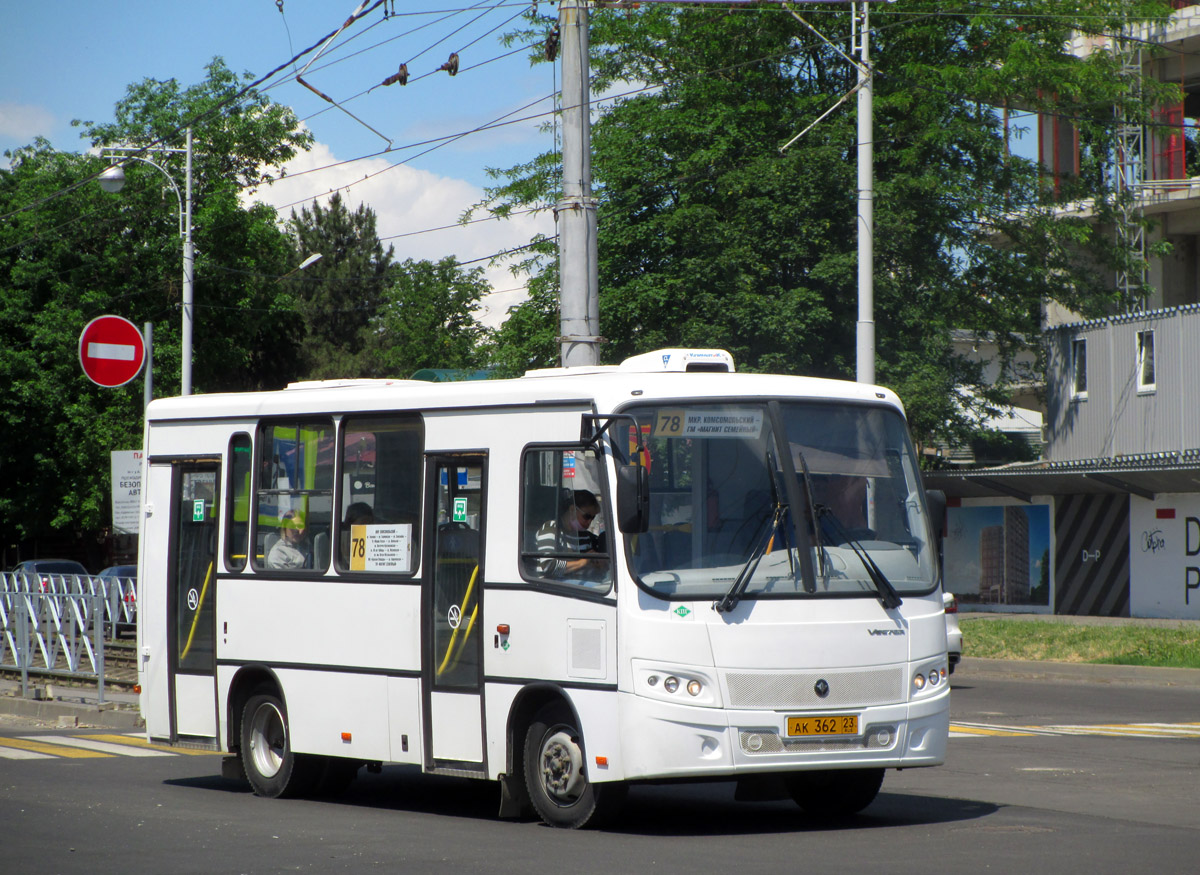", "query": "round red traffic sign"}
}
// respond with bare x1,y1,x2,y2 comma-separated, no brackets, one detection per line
78,315,146,387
